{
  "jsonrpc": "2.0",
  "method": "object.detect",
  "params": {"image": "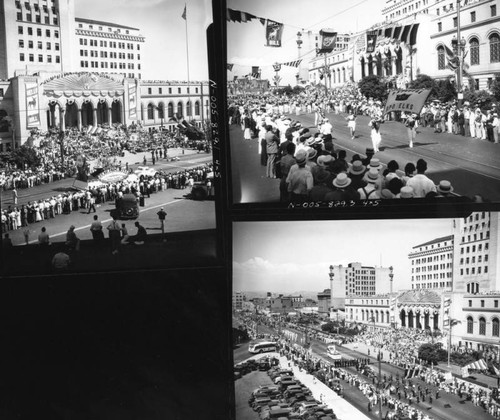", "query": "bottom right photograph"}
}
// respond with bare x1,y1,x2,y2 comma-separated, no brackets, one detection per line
232,212,500,420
